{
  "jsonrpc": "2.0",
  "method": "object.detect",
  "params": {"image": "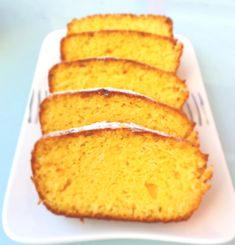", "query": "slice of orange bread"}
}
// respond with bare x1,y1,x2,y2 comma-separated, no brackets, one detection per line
61,31,183,72
49,58,188,108
32,125,212,222
67,14,173,37
39,89,194,142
